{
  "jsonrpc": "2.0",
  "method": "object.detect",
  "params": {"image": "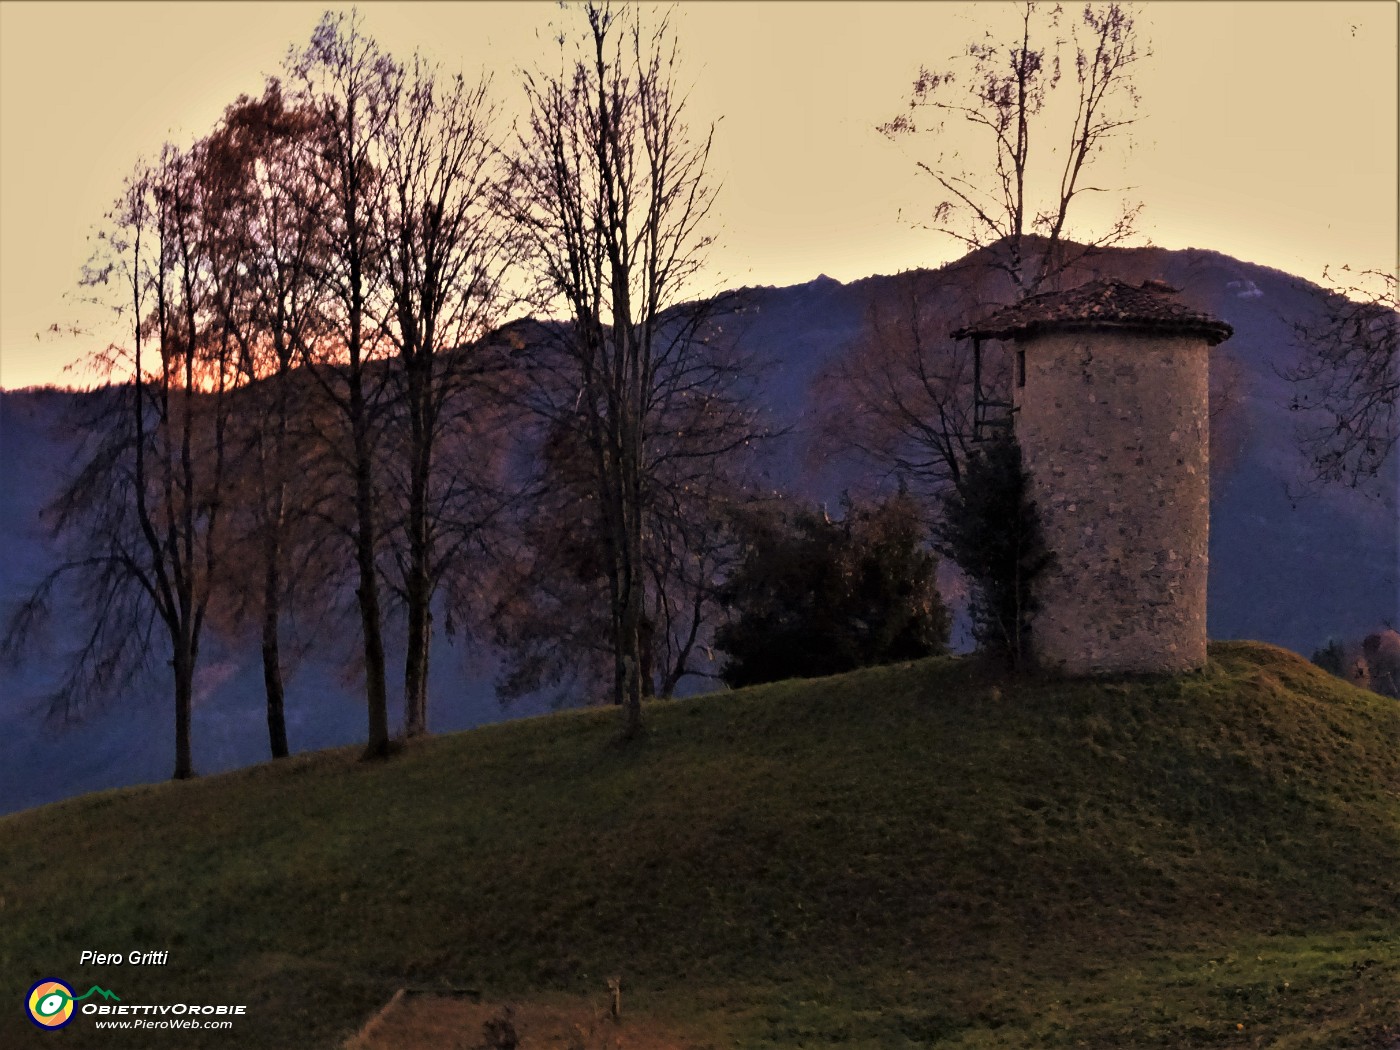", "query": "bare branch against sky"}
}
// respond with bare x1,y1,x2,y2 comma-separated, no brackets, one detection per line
1,1,1396,389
